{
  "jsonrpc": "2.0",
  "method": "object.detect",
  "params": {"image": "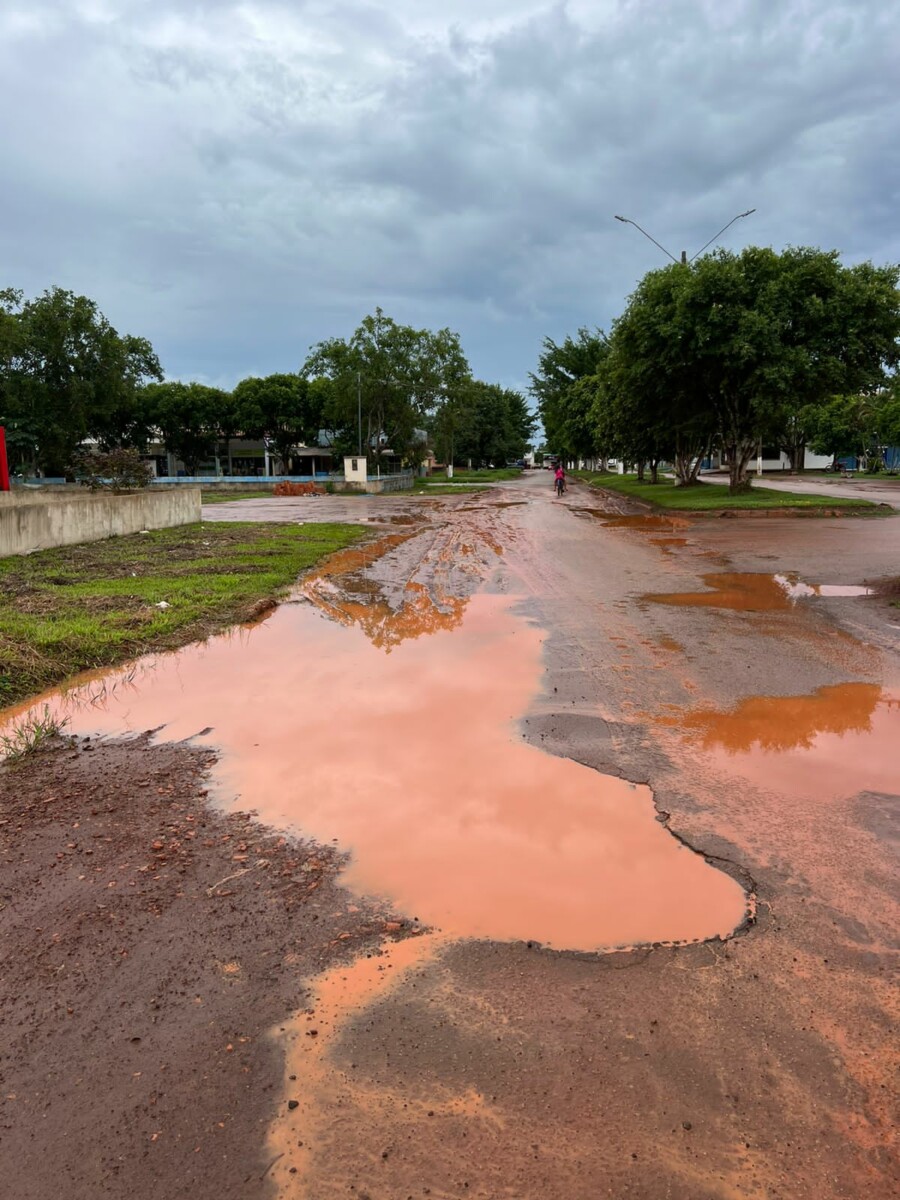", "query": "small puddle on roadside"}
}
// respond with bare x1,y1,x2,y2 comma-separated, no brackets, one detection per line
646,572,874,611
3,593,747,952
600,511,691,530
662,684,898,800
650,537,689,553
592,513,692,534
